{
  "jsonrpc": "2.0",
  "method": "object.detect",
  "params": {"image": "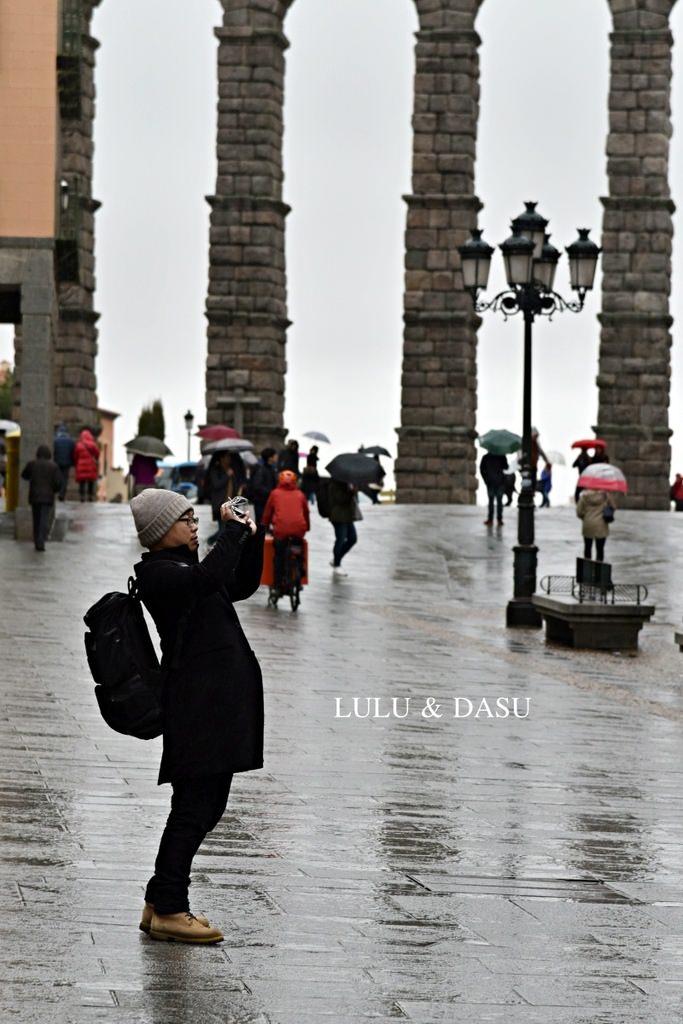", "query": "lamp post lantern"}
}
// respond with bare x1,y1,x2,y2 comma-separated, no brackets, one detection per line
184,409,194,462
460,204,600,627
